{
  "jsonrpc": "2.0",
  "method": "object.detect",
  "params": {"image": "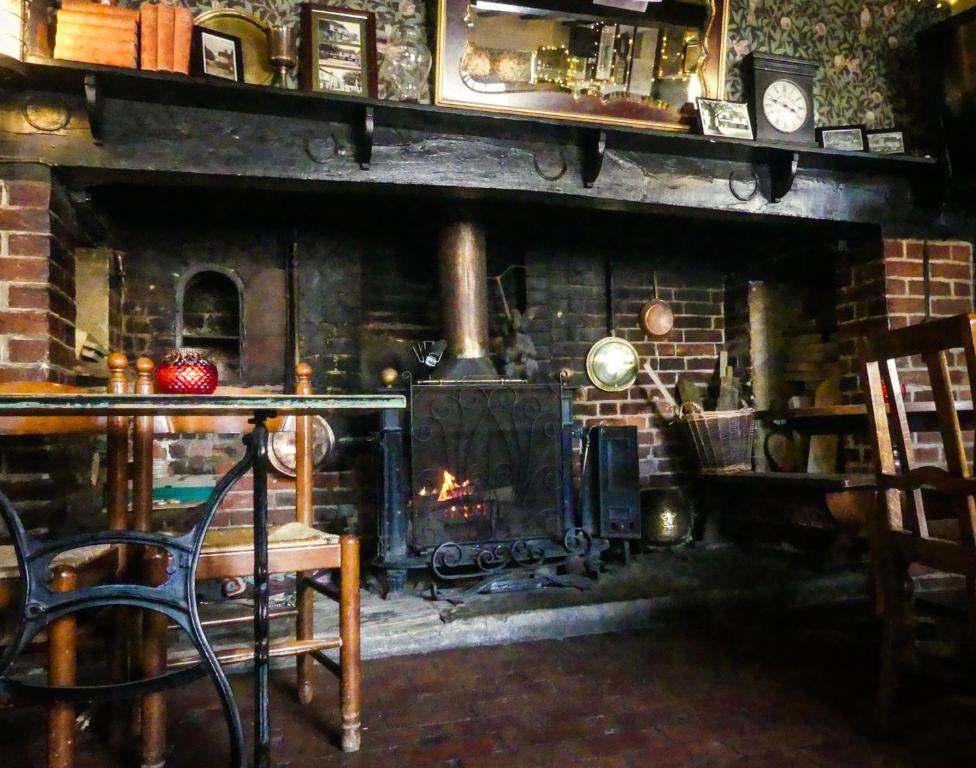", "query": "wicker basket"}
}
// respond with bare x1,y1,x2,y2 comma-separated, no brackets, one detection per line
676,405,755,475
